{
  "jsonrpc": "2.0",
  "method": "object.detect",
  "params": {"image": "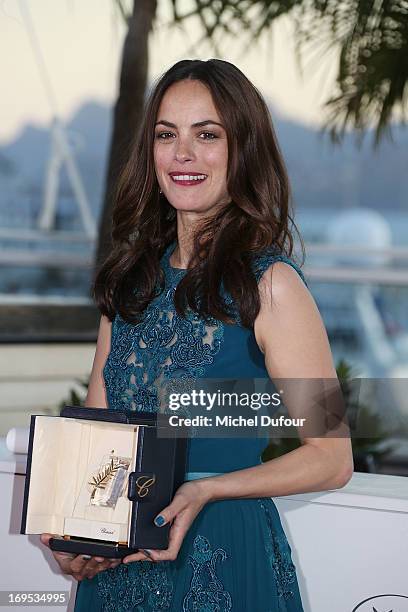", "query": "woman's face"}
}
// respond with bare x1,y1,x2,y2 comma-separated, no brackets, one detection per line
154,79,229,217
